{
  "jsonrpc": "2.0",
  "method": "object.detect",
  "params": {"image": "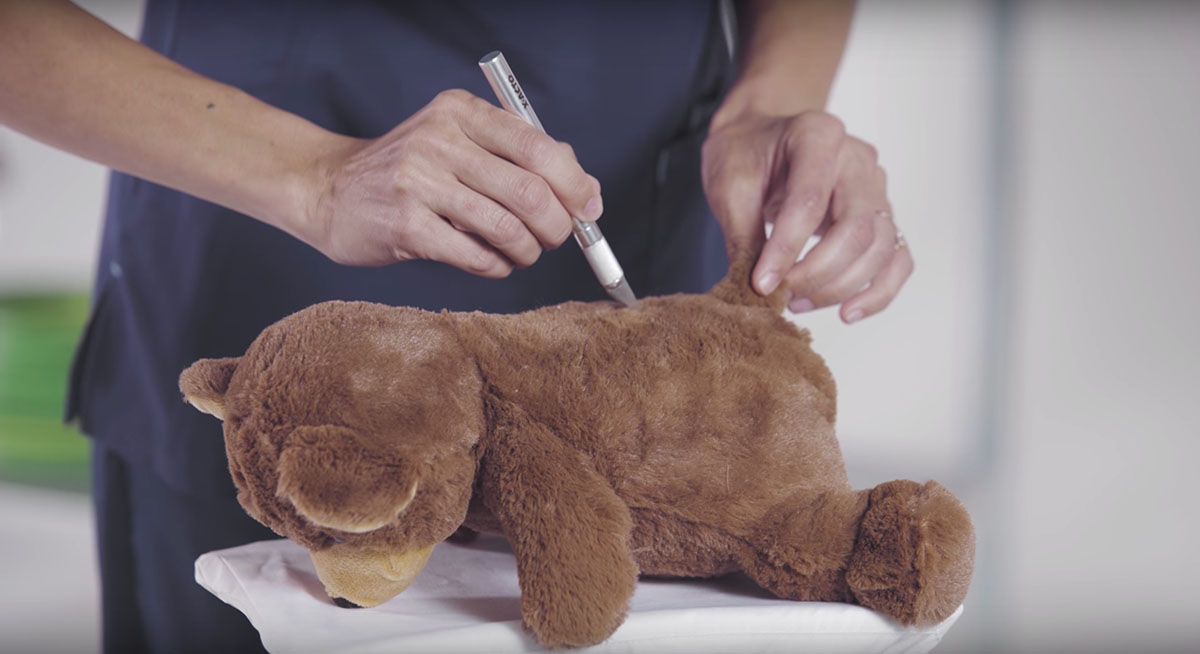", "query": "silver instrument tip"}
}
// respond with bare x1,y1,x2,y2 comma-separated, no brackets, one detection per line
605,278,638,308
